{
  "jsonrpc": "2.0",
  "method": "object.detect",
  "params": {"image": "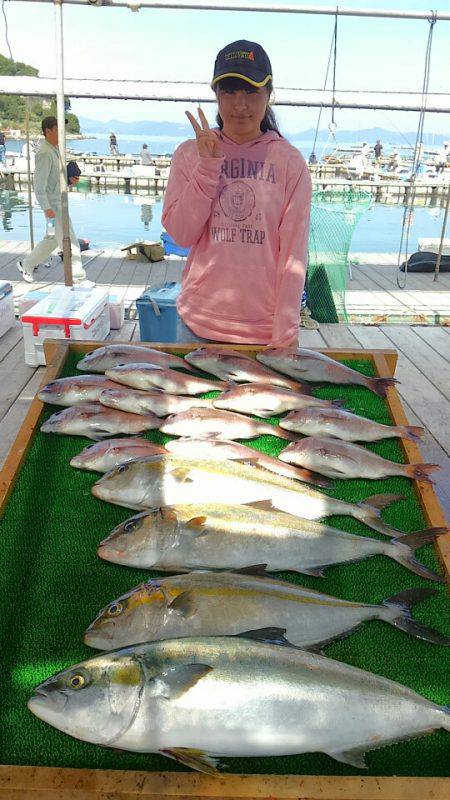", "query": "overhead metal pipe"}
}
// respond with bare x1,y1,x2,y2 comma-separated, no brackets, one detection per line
8,0,450,23
1,76,450,113
24,97,34,250
434,185,450,281
54,0,73,286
